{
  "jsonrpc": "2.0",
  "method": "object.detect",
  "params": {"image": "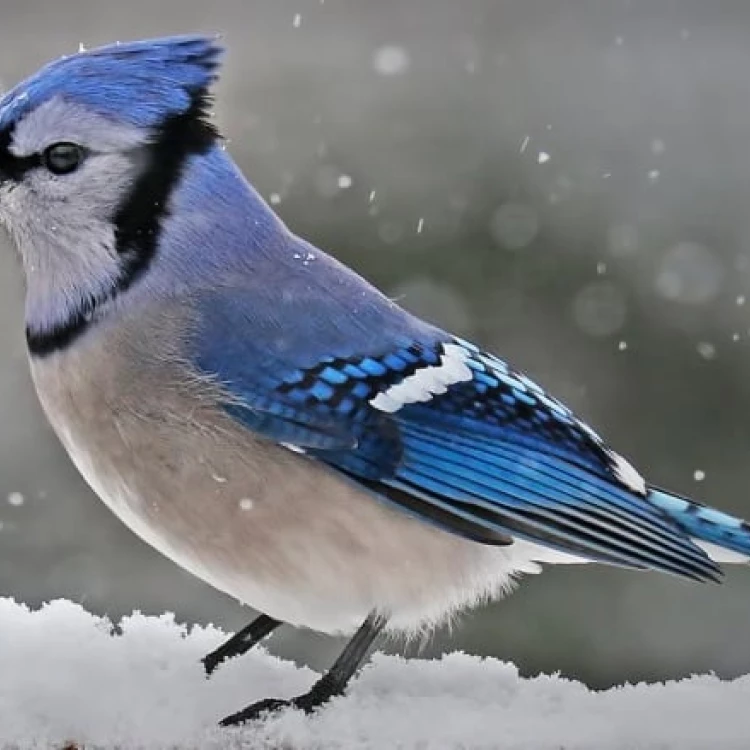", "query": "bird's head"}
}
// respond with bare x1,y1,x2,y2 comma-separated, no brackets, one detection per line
0,35,225,353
